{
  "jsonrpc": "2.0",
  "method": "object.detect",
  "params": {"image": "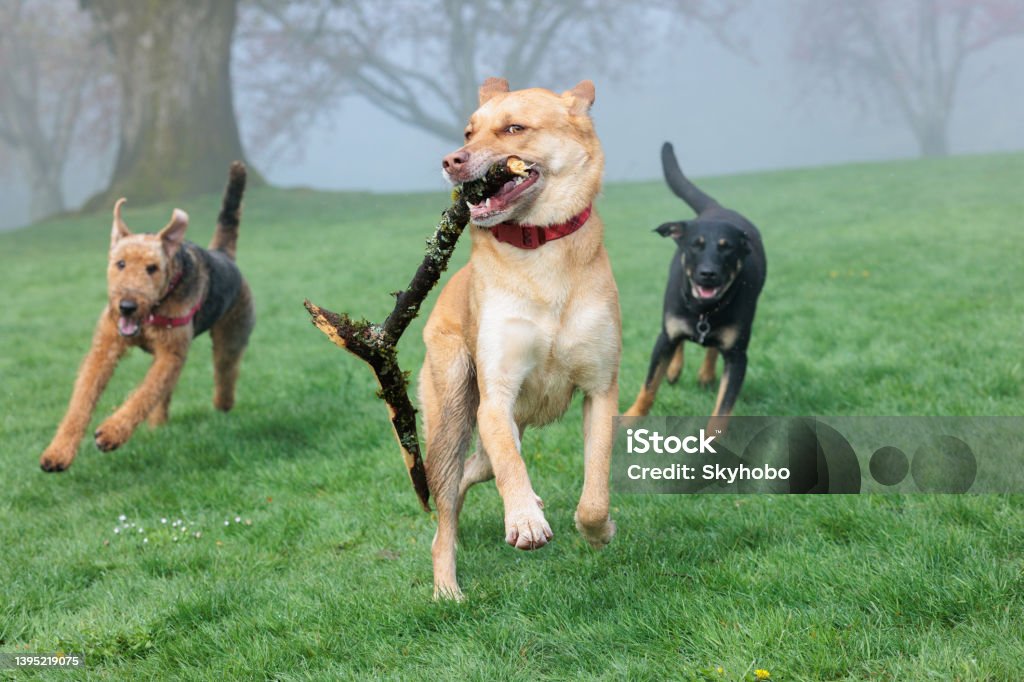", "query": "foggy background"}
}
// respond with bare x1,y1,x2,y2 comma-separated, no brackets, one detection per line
2,0,1022,231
